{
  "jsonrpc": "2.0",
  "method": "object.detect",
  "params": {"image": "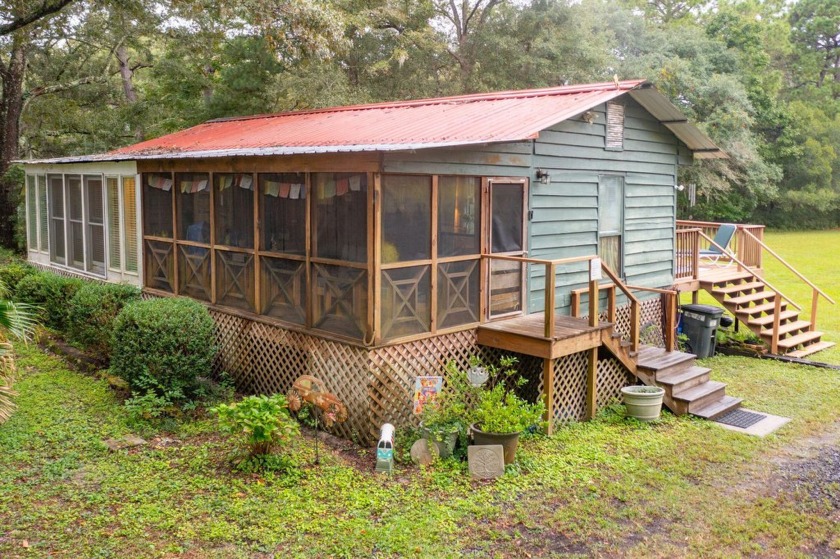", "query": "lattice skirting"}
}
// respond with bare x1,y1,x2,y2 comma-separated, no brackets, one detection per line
593,296,667,349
